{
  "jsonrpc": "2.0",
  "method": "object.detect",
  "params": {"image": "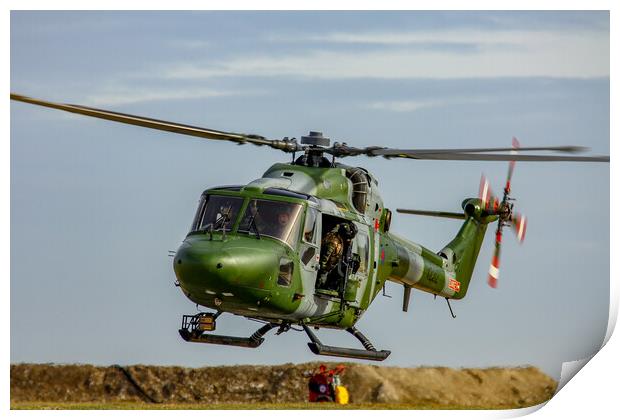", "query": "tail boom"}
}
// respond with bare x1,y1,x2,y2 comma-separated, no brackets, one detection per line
387,198,496,300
